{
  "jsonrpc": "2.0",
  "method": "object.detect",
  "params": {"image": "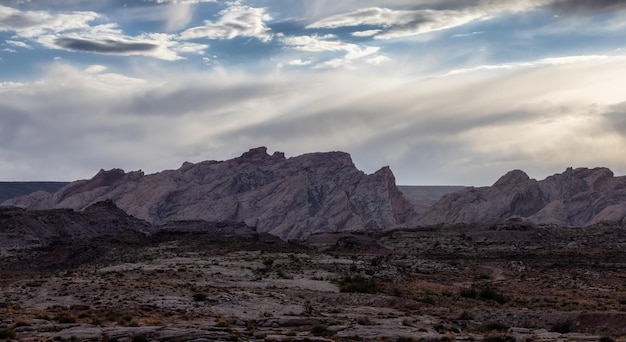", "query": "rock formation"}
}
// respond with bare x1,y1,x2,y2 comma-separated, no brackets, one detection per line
3,147,417,239
0,200,151,248
419,167,626,227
